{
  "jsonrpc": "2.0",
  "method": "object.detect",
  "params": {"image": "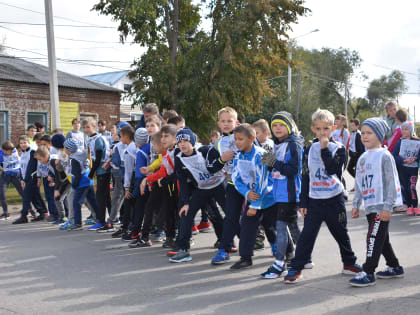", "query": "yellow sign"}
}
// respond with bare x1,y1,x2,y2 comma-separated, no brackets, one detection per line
59,102,79,134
